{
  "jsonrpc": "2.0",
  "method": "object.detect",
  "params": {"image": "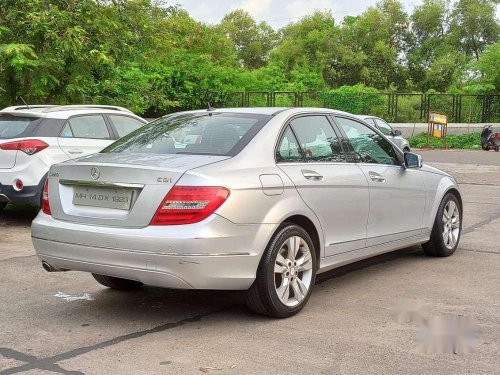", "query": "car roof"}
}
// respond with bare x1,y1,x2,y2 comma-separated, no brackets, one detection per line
163,107,358,117
0,105,141,120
